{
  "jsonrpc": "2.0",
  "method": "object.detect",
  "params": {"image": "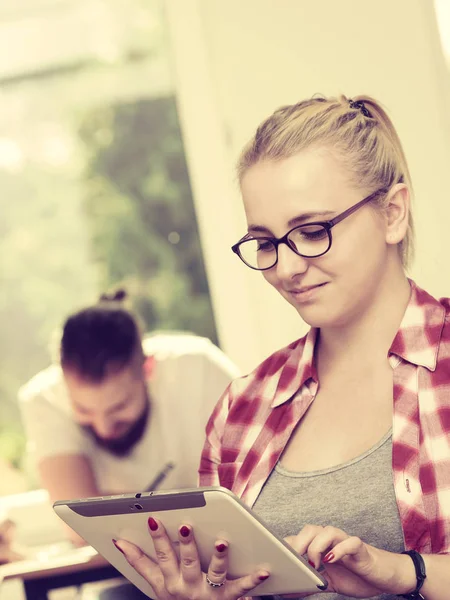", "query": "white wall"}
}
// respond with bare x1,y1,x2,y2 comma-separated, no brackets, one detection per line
165,0,450,373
